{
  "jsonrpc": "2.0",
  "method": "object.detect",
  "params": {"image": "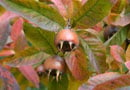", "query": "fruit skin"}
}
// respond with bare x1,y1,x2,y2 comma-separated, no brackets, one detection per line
55,29,79,52
36,65,45,76
43,55,66,74
104,25,119,40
